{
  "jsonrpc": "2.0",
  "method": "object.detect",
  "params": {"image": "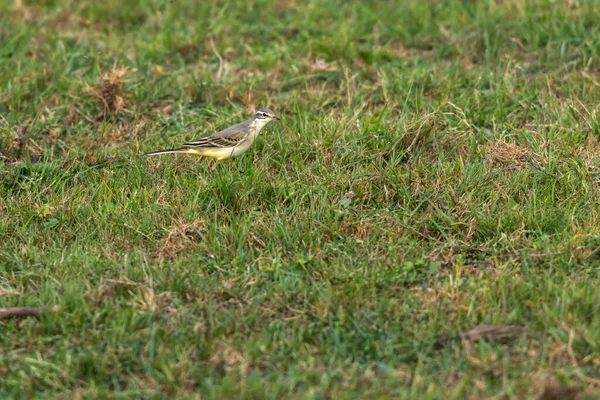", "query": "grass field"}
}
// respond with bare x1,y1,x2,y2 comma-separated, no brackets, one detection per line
2,0,600,398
